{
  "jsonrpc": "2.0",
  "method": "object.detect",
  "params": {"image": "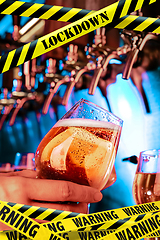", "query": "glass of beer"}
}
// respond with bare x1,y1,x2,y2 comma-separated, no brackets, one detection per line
35,99,123,190
132,149,160,240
